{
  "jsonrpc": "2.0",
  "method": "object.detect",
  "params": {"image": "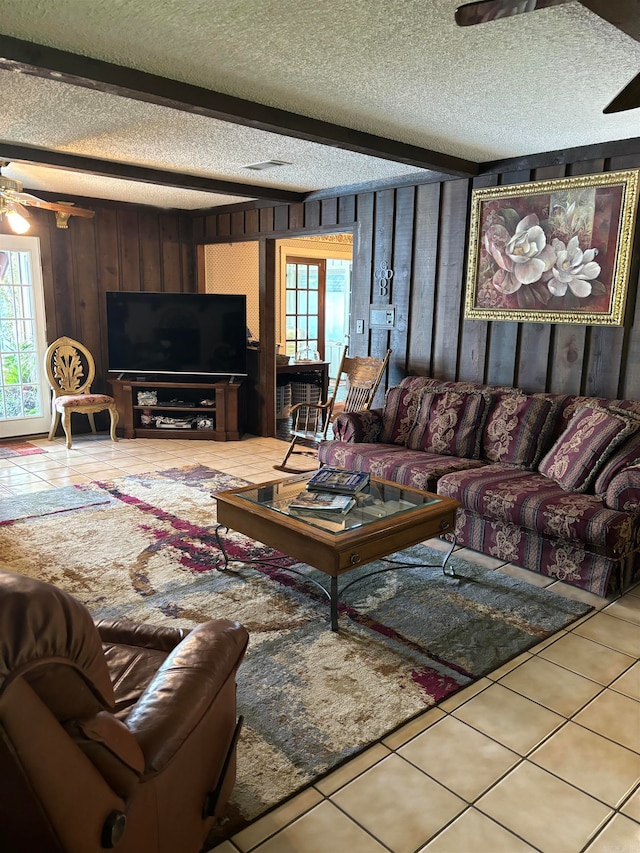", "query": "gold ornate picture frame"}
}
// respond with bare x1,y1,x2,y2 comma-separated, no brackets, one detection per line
464,169,639,325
